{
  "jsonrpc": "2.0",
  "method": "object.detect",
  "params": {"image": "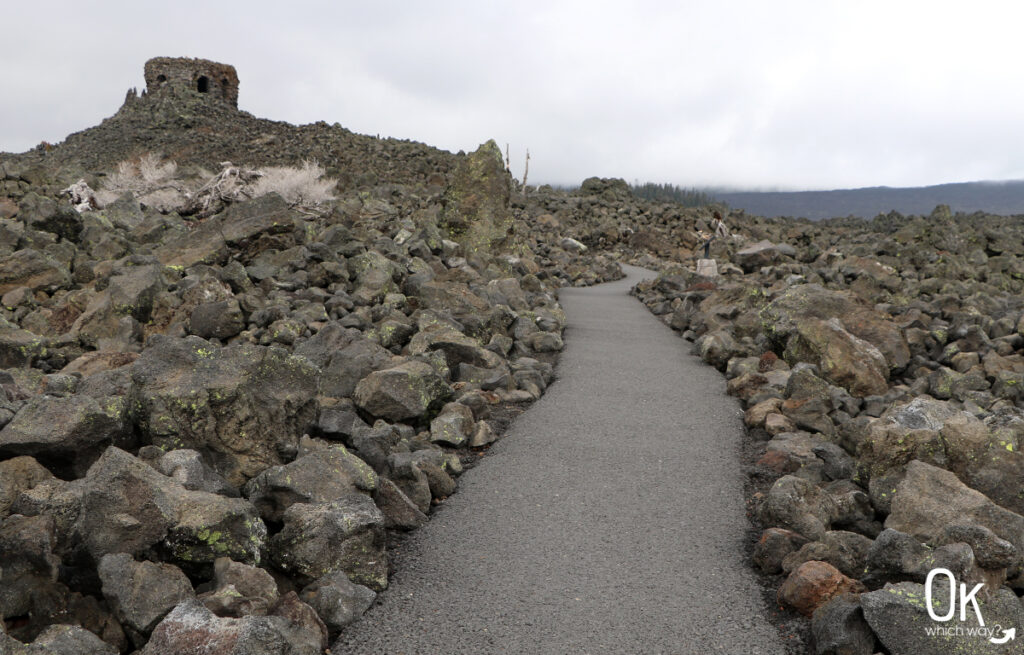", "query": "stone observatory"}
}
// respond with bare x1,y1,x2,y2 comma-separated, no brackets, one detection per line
142,56,239,108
